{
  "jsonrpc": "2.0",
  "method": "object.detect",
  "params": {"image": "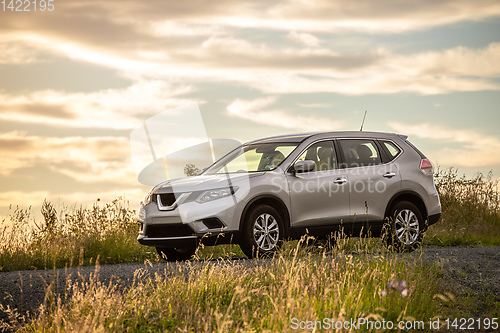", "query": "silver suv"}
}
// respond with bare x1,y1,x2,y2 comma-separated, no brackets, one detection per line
137,131,441,260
